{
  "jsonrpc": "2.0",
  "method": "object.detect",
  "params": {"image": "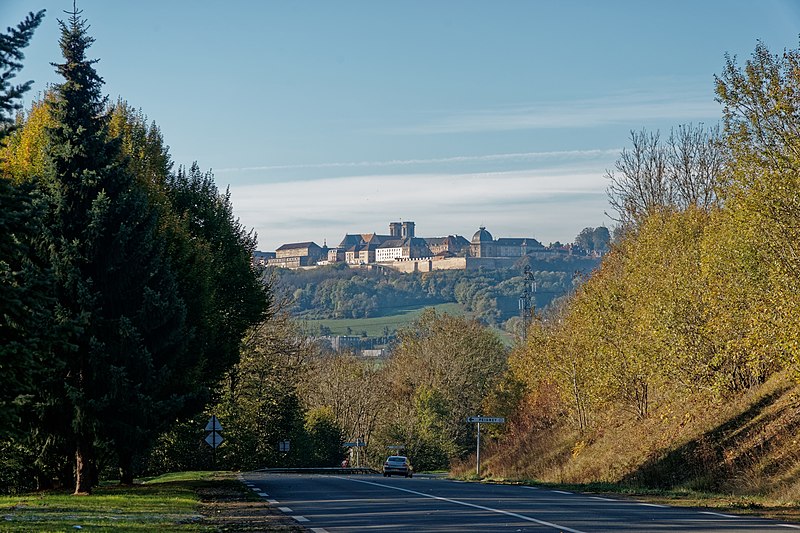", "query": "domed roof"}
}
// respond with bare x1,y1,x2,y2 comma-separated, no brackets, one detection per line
471,226,493,244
